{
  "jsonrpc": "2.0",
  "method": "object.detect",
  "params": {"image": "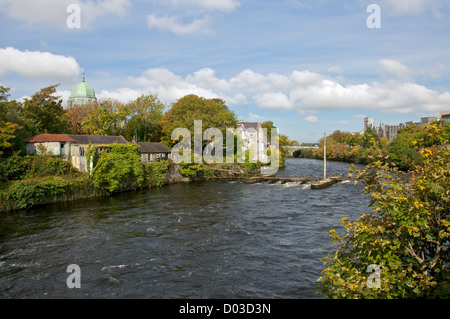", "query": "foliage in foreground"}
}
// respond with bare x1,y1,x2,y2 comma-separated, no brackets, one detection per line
318,123,449,298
